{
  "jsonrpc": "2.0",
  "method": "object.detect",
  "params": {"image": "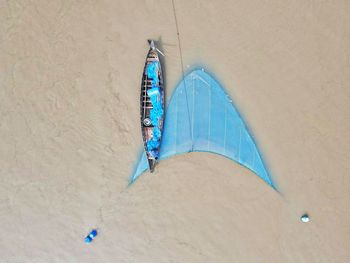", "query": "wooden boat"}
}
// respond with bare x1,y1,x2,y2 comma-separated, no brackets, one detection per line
140,40,164,172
